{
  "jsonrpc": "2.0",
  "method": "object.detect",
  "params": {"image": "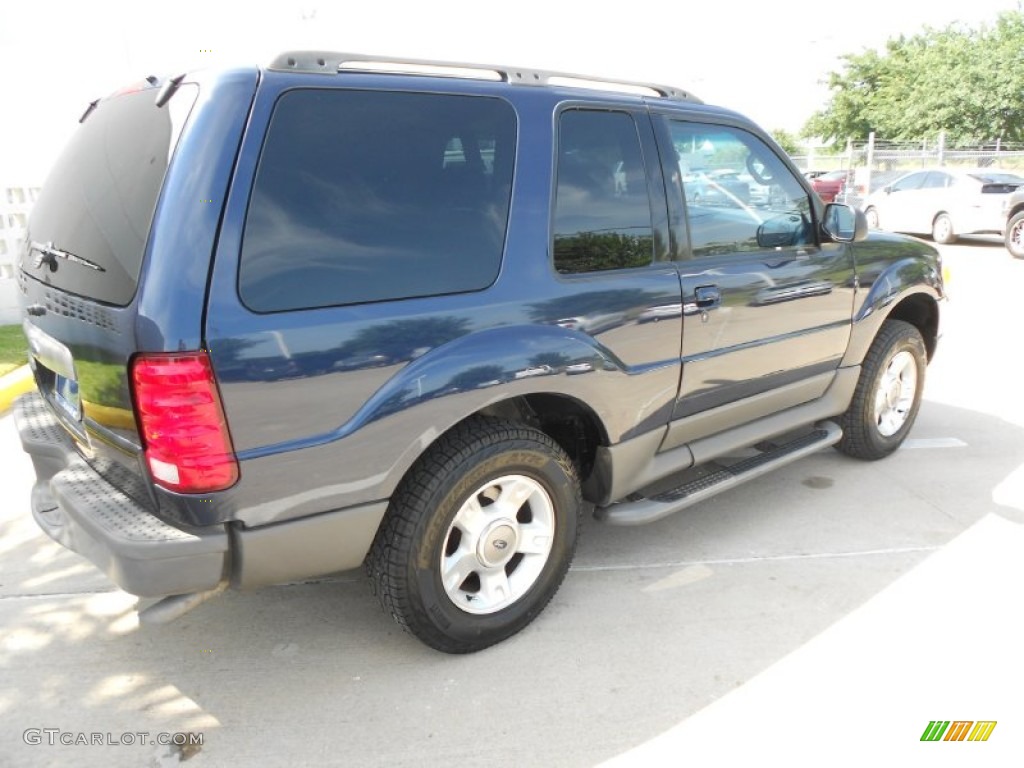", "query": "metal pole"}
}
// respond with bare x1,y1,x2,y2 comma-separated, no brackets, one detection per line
865,132,875,199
